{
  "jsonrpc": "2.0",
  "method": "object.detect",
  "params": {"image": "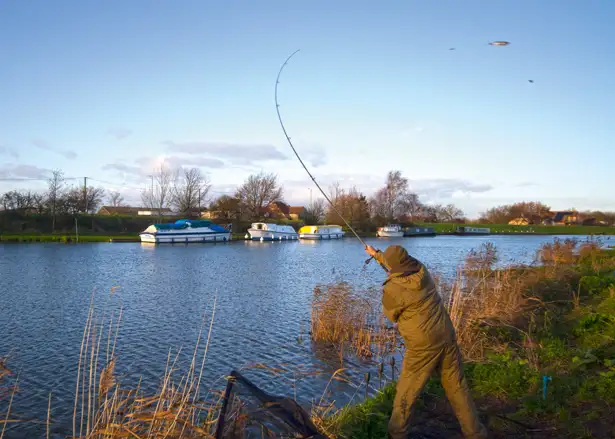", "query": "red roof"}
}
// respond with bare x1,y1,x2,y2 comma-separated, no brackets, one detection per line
289,206,305,215
265,201,291,215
